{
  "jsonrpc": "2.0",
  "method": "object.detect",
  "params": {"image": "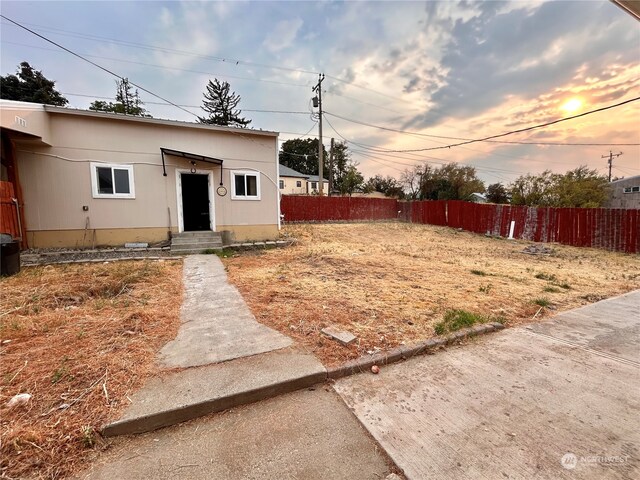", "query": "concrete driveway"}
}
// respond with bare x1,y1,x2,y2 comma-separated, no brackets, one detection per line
334,291,640,479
